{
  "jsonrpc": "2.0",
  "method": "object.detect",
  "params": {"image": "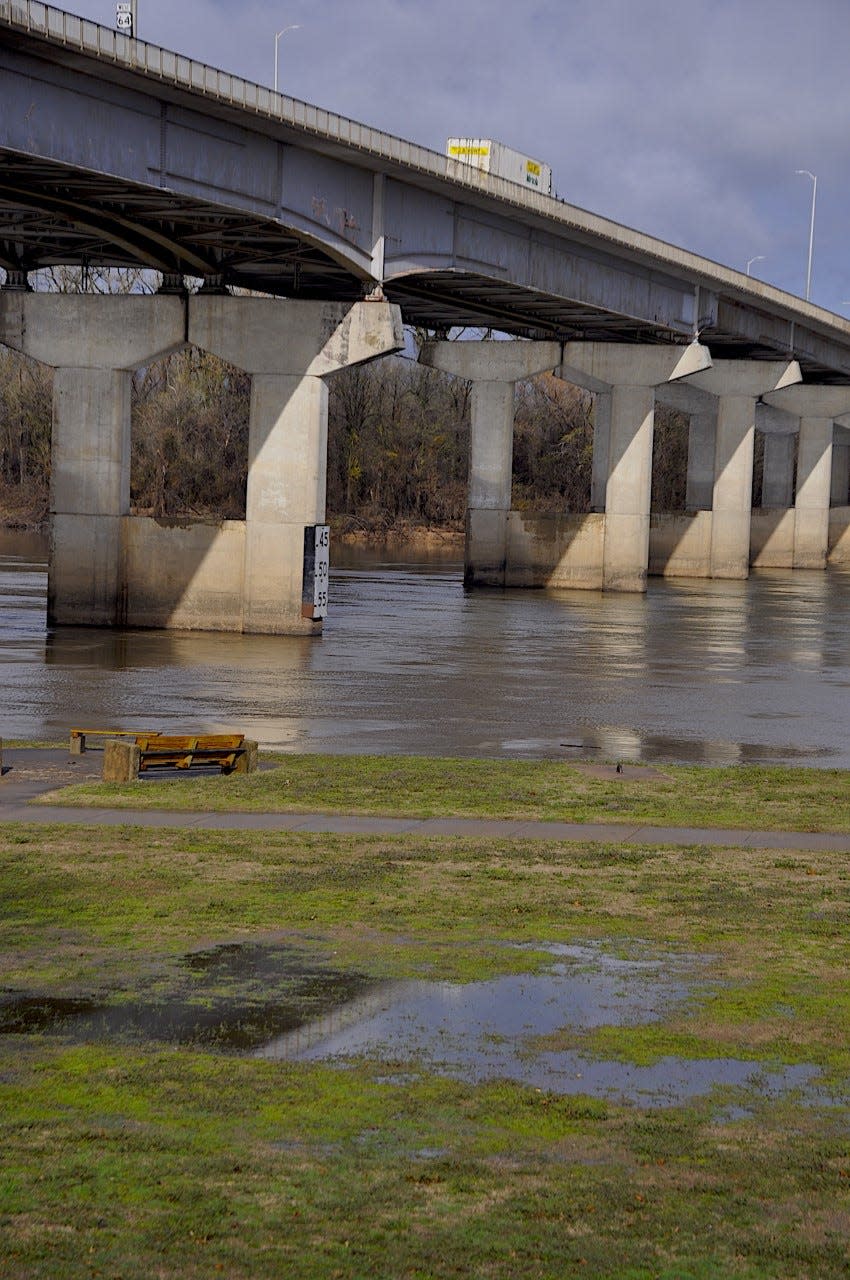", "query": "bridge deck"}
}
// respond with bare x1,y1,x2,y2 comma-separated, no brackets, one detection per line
2,1,850,379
